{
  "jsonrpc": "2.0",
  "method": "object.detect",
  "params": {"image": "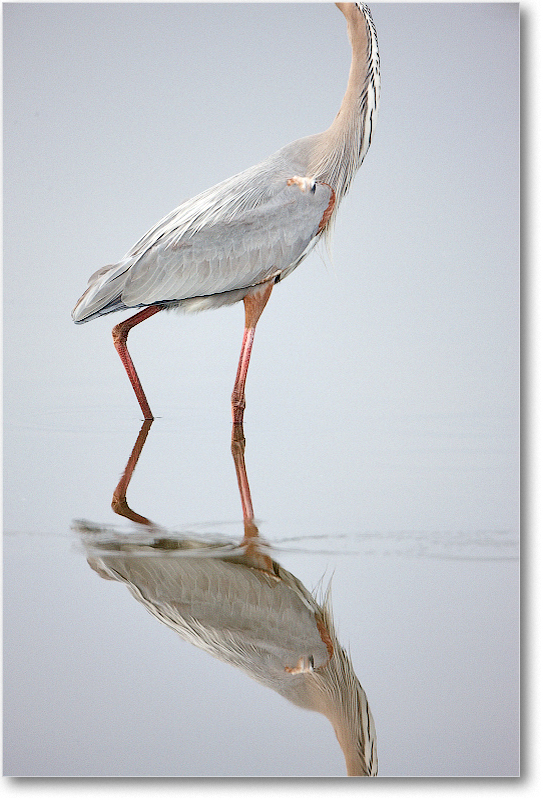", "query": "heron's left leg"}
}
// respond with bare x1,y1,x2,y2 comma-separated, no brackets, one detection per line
112,304,165,420
231,282,273,426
